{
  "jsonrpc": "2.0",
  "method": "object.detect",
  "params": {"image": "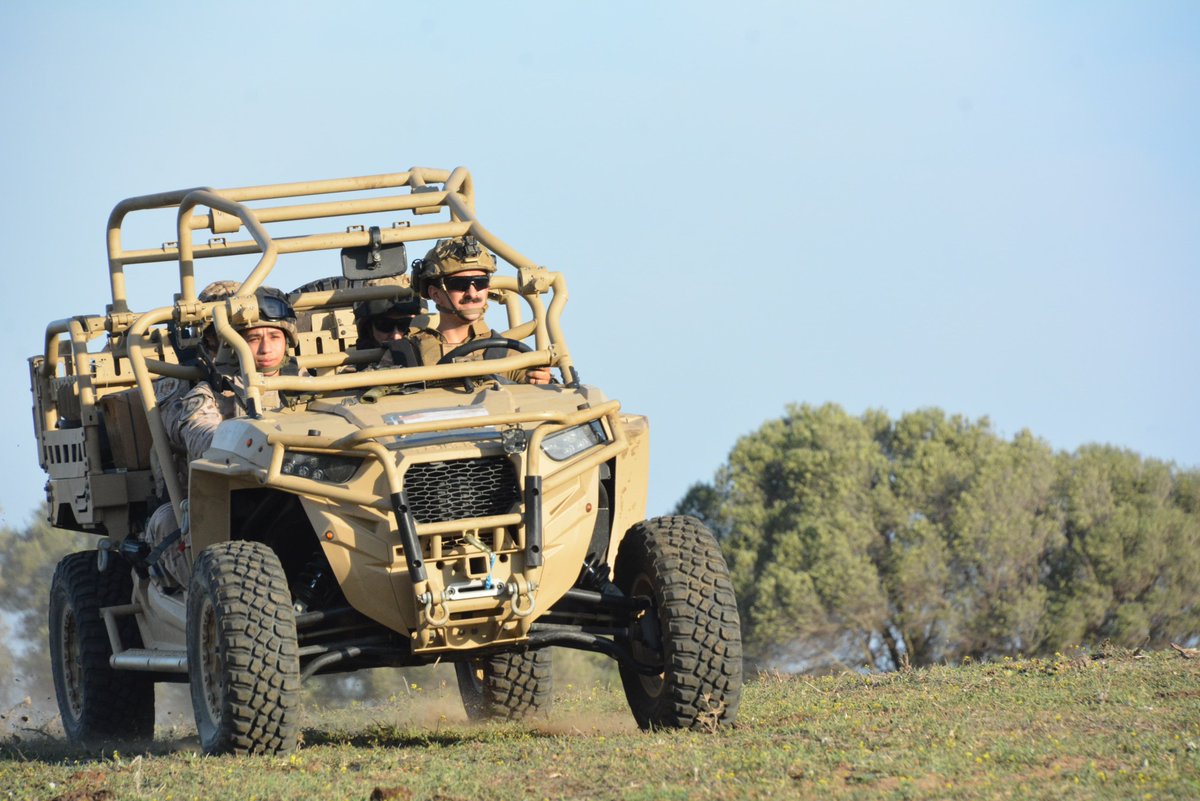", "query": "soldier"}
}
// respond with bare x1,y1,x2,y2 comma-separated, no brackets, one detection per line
149,280,242,504
165,286,296,459
144,286,298,589
381,236,552,384
353,279,425,348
